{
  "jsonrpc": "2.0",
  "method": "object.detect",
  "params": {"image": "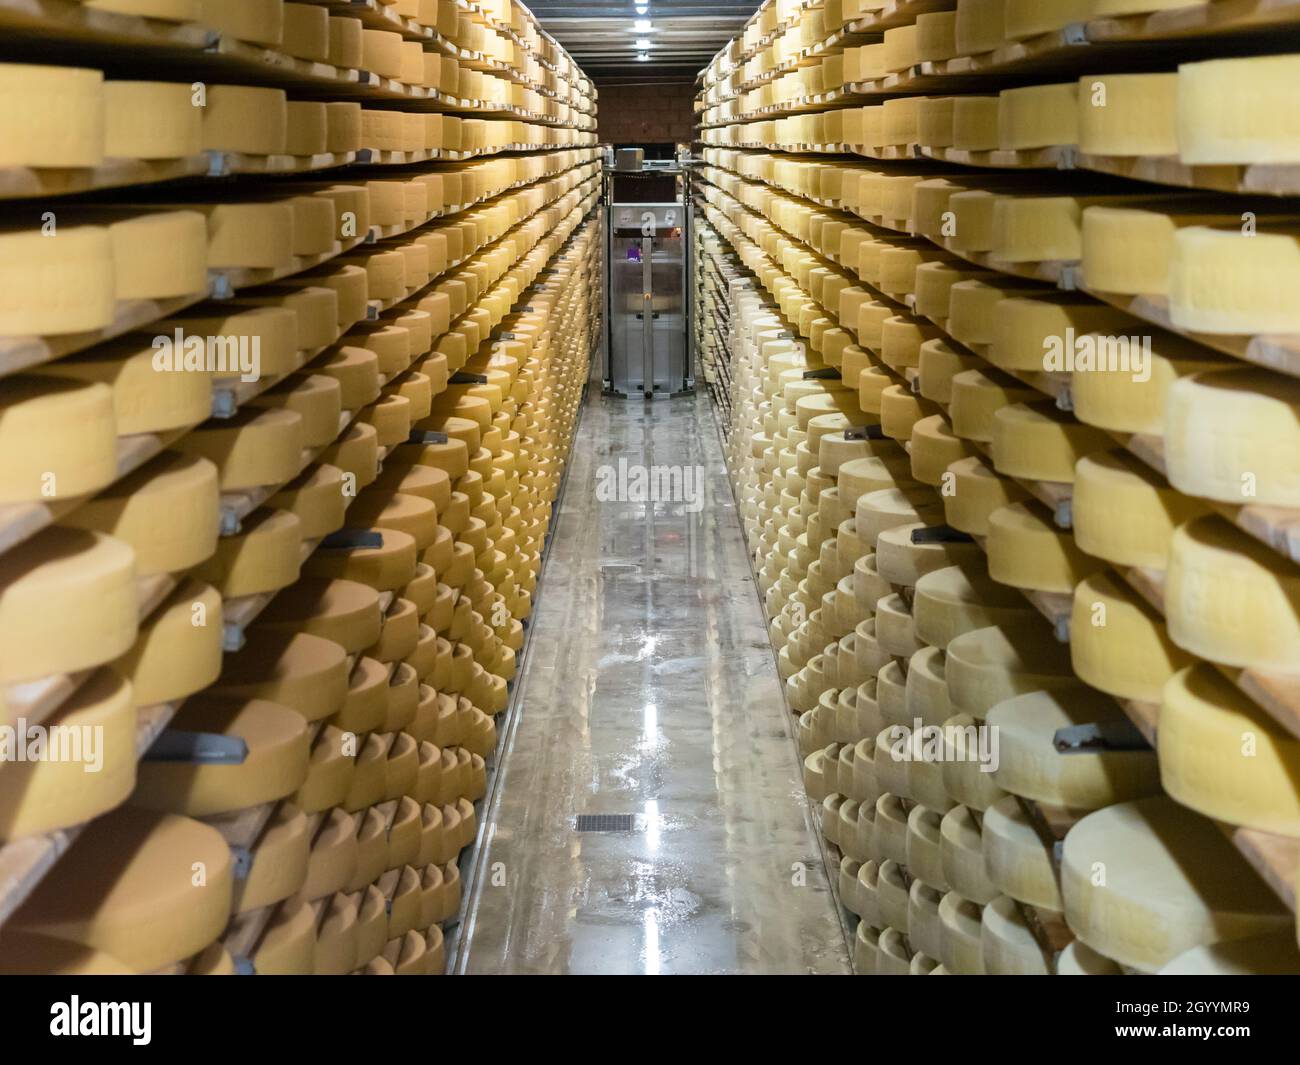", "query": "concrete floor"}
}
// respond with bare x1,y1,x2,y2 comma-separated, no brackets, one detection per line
455,389,851,975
